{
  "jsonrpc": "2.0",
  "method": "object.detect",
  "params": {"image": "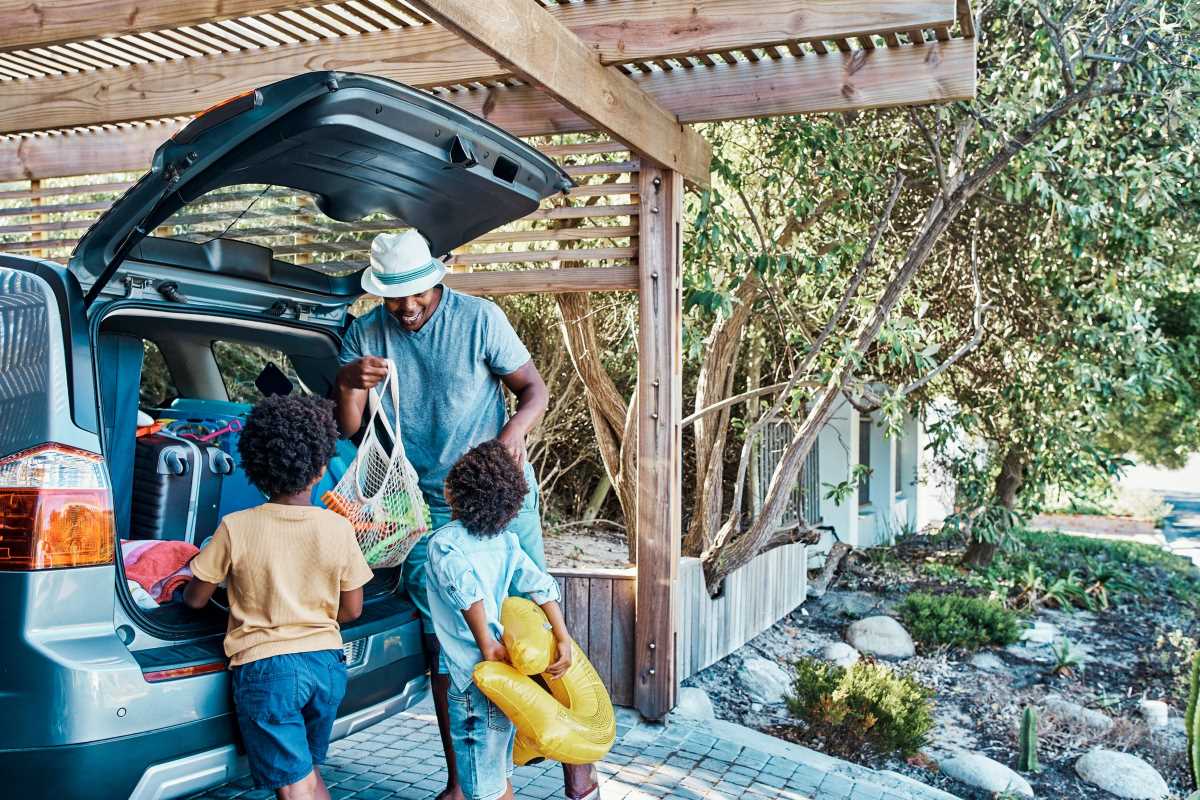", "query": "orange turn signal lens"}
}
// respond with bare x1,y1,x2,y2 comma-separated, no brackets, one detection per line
0,444,115,570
